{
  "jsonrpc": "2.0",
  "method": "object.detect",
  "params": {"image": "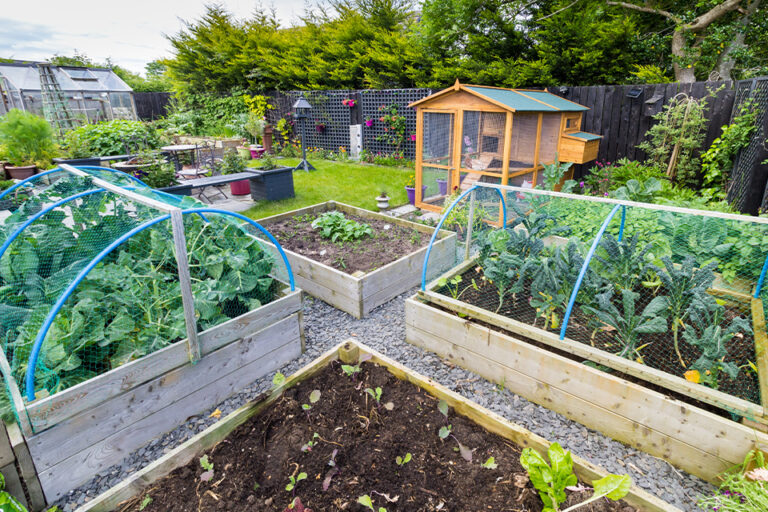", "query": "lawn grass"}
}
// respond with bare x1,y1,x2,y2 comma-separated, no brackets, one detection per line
244,157,414,219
